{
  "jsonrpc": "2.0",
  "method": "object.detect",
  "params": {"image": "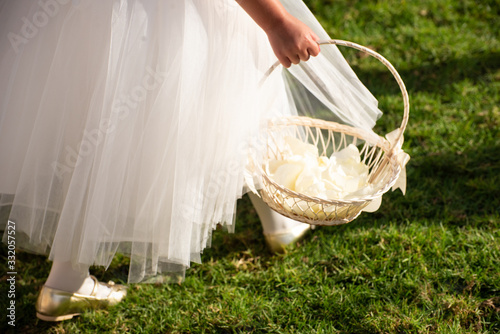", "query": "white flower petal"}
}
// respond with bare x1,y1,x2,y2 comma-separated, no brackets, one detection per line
272,163,304,190
285,136,318,158
269,139,387,216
